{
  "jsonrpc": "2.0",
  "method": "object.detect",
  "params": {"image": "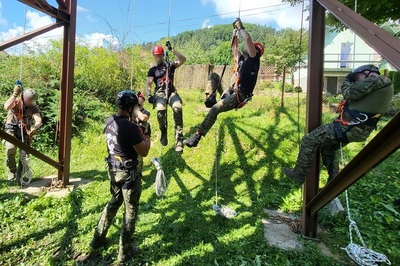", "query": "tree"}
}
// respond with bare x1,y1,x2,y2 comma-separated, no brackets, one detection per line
283,0,400,31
